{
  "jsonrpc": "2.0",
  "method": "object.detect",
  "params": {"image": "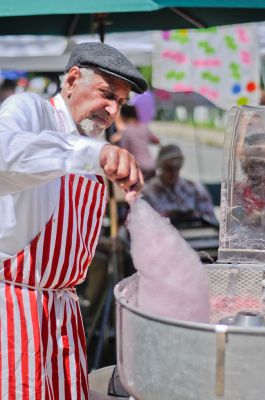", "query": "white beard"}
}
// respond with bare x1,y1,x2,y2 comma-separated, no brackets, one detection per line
79,118,105,138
